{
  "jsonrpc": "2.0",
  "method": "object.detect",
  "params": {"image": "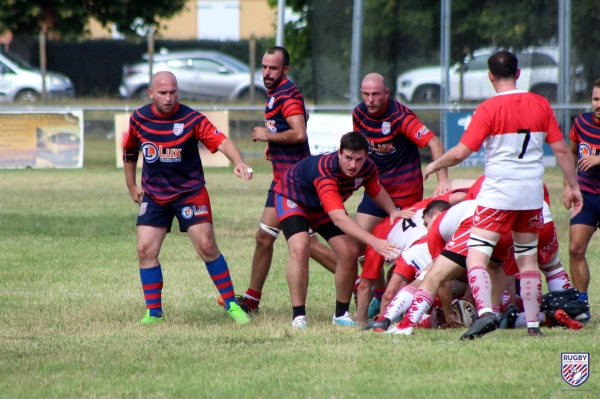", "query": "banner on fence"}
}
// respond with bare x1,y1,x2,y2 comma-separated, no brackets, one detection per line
0,110,84,169
307,113,353,155
114,110,231,168
445,112,556,167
